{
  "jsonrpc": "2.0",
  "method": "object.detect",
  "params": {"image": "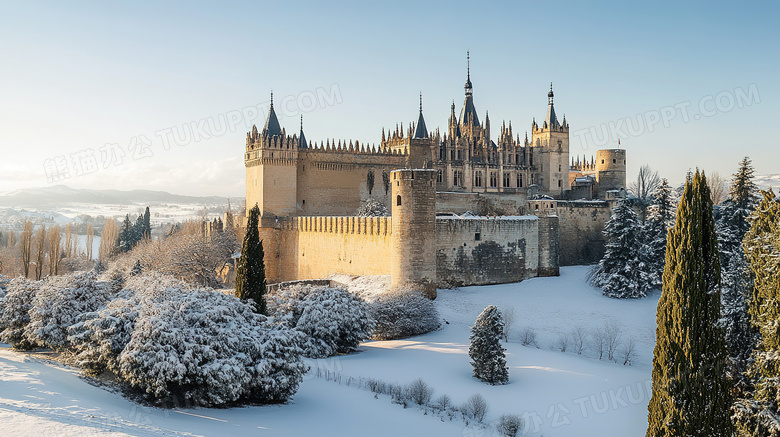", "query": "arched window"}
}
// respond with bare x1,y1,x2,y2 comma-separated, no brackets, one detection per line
396,195,402,206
